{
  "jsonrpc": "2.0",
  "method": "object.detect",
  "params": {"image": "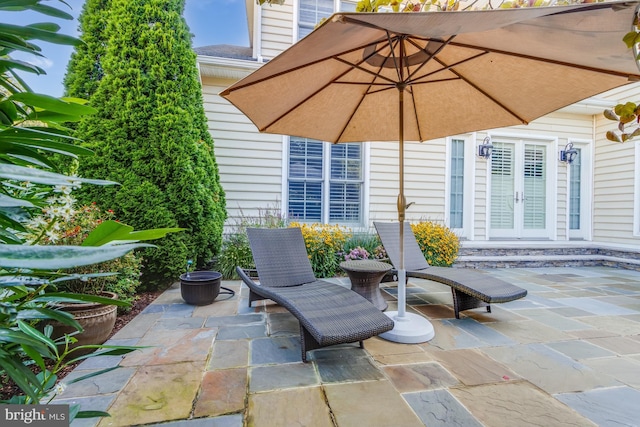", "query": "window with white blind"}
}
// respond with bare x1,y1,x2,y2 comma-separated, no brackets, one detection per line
288,137,363,224
298,1,356,40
